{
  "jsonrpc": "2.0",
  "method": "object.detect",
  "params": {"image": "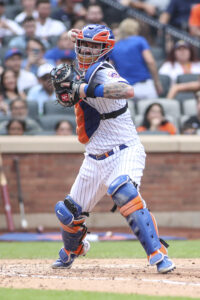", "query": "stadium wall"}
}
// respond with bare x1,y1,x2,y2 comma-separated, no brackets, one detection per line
0,135,200,230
